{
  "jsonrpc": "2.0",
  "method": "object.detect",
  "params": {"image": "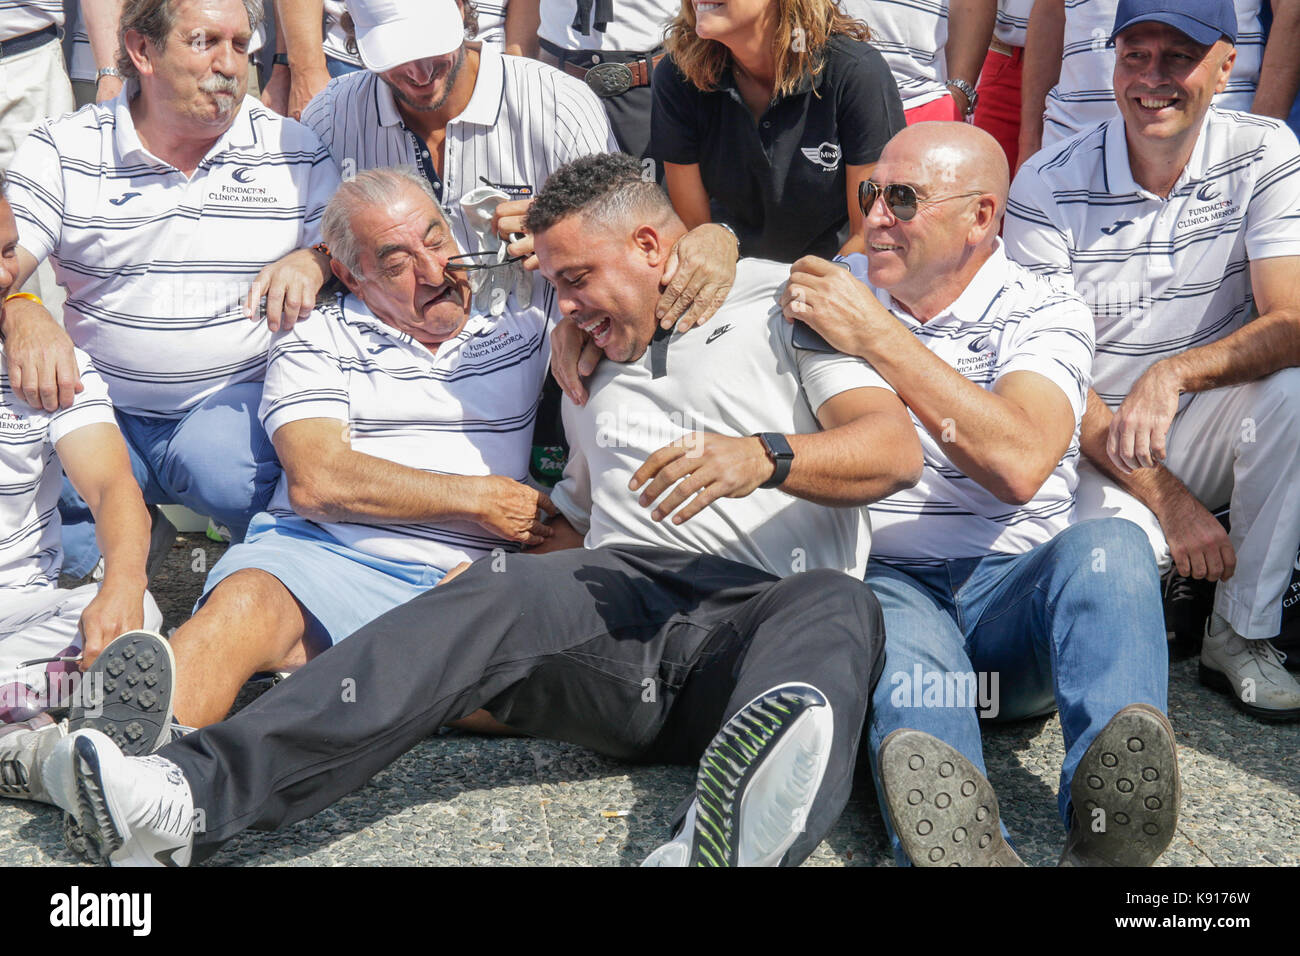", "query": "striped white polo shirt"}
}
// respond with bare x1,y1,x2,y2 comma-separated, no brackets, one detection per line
0,0,62,41
259,288,554,569
841,244,1096,561
539,0,674,51
1004,108,1300,408
6,88,340,418
994,0,1033,47
841,0,950,110
551,258,891,579
300,44,617,254
0,344,115,591
1042,0,1263,145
